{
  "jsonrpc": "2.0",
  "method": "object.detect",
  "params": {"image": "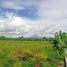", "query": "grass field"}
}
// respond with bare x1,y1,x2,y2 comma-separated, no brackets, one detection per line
0,40,64,67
